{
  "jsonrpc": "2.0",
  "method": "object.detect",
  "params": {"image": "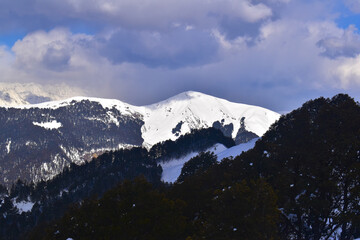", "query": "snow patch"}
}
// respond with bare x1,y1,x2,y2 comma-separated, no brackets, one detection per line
12,200,34,213
33,120,62,130
264,150,270,157
107,111,120,126
6,140,11,154
160,139,257,183
25,141,37,147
